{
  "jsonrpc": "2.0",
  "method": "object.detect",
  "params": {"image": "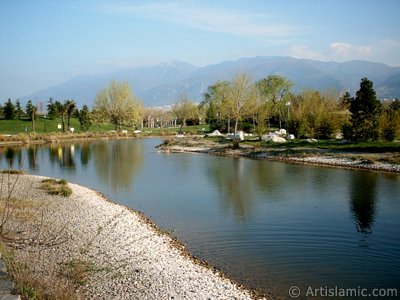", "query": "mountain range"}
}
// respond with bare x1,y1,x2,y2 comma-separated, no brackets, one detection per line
23,56,400,107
